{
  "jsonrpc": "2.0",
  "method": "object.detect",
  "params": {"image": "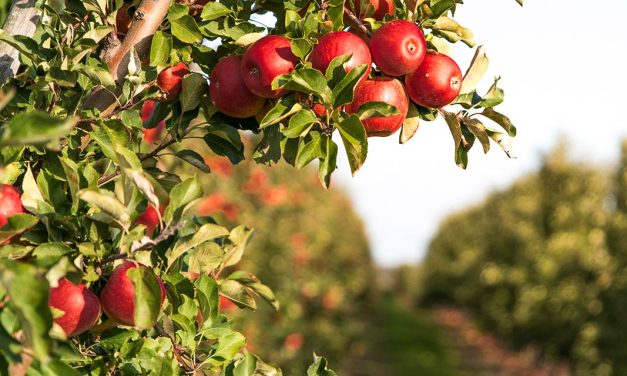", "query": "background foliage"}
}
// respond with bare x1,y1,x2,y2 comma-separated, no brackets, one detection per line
421,140,627,375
